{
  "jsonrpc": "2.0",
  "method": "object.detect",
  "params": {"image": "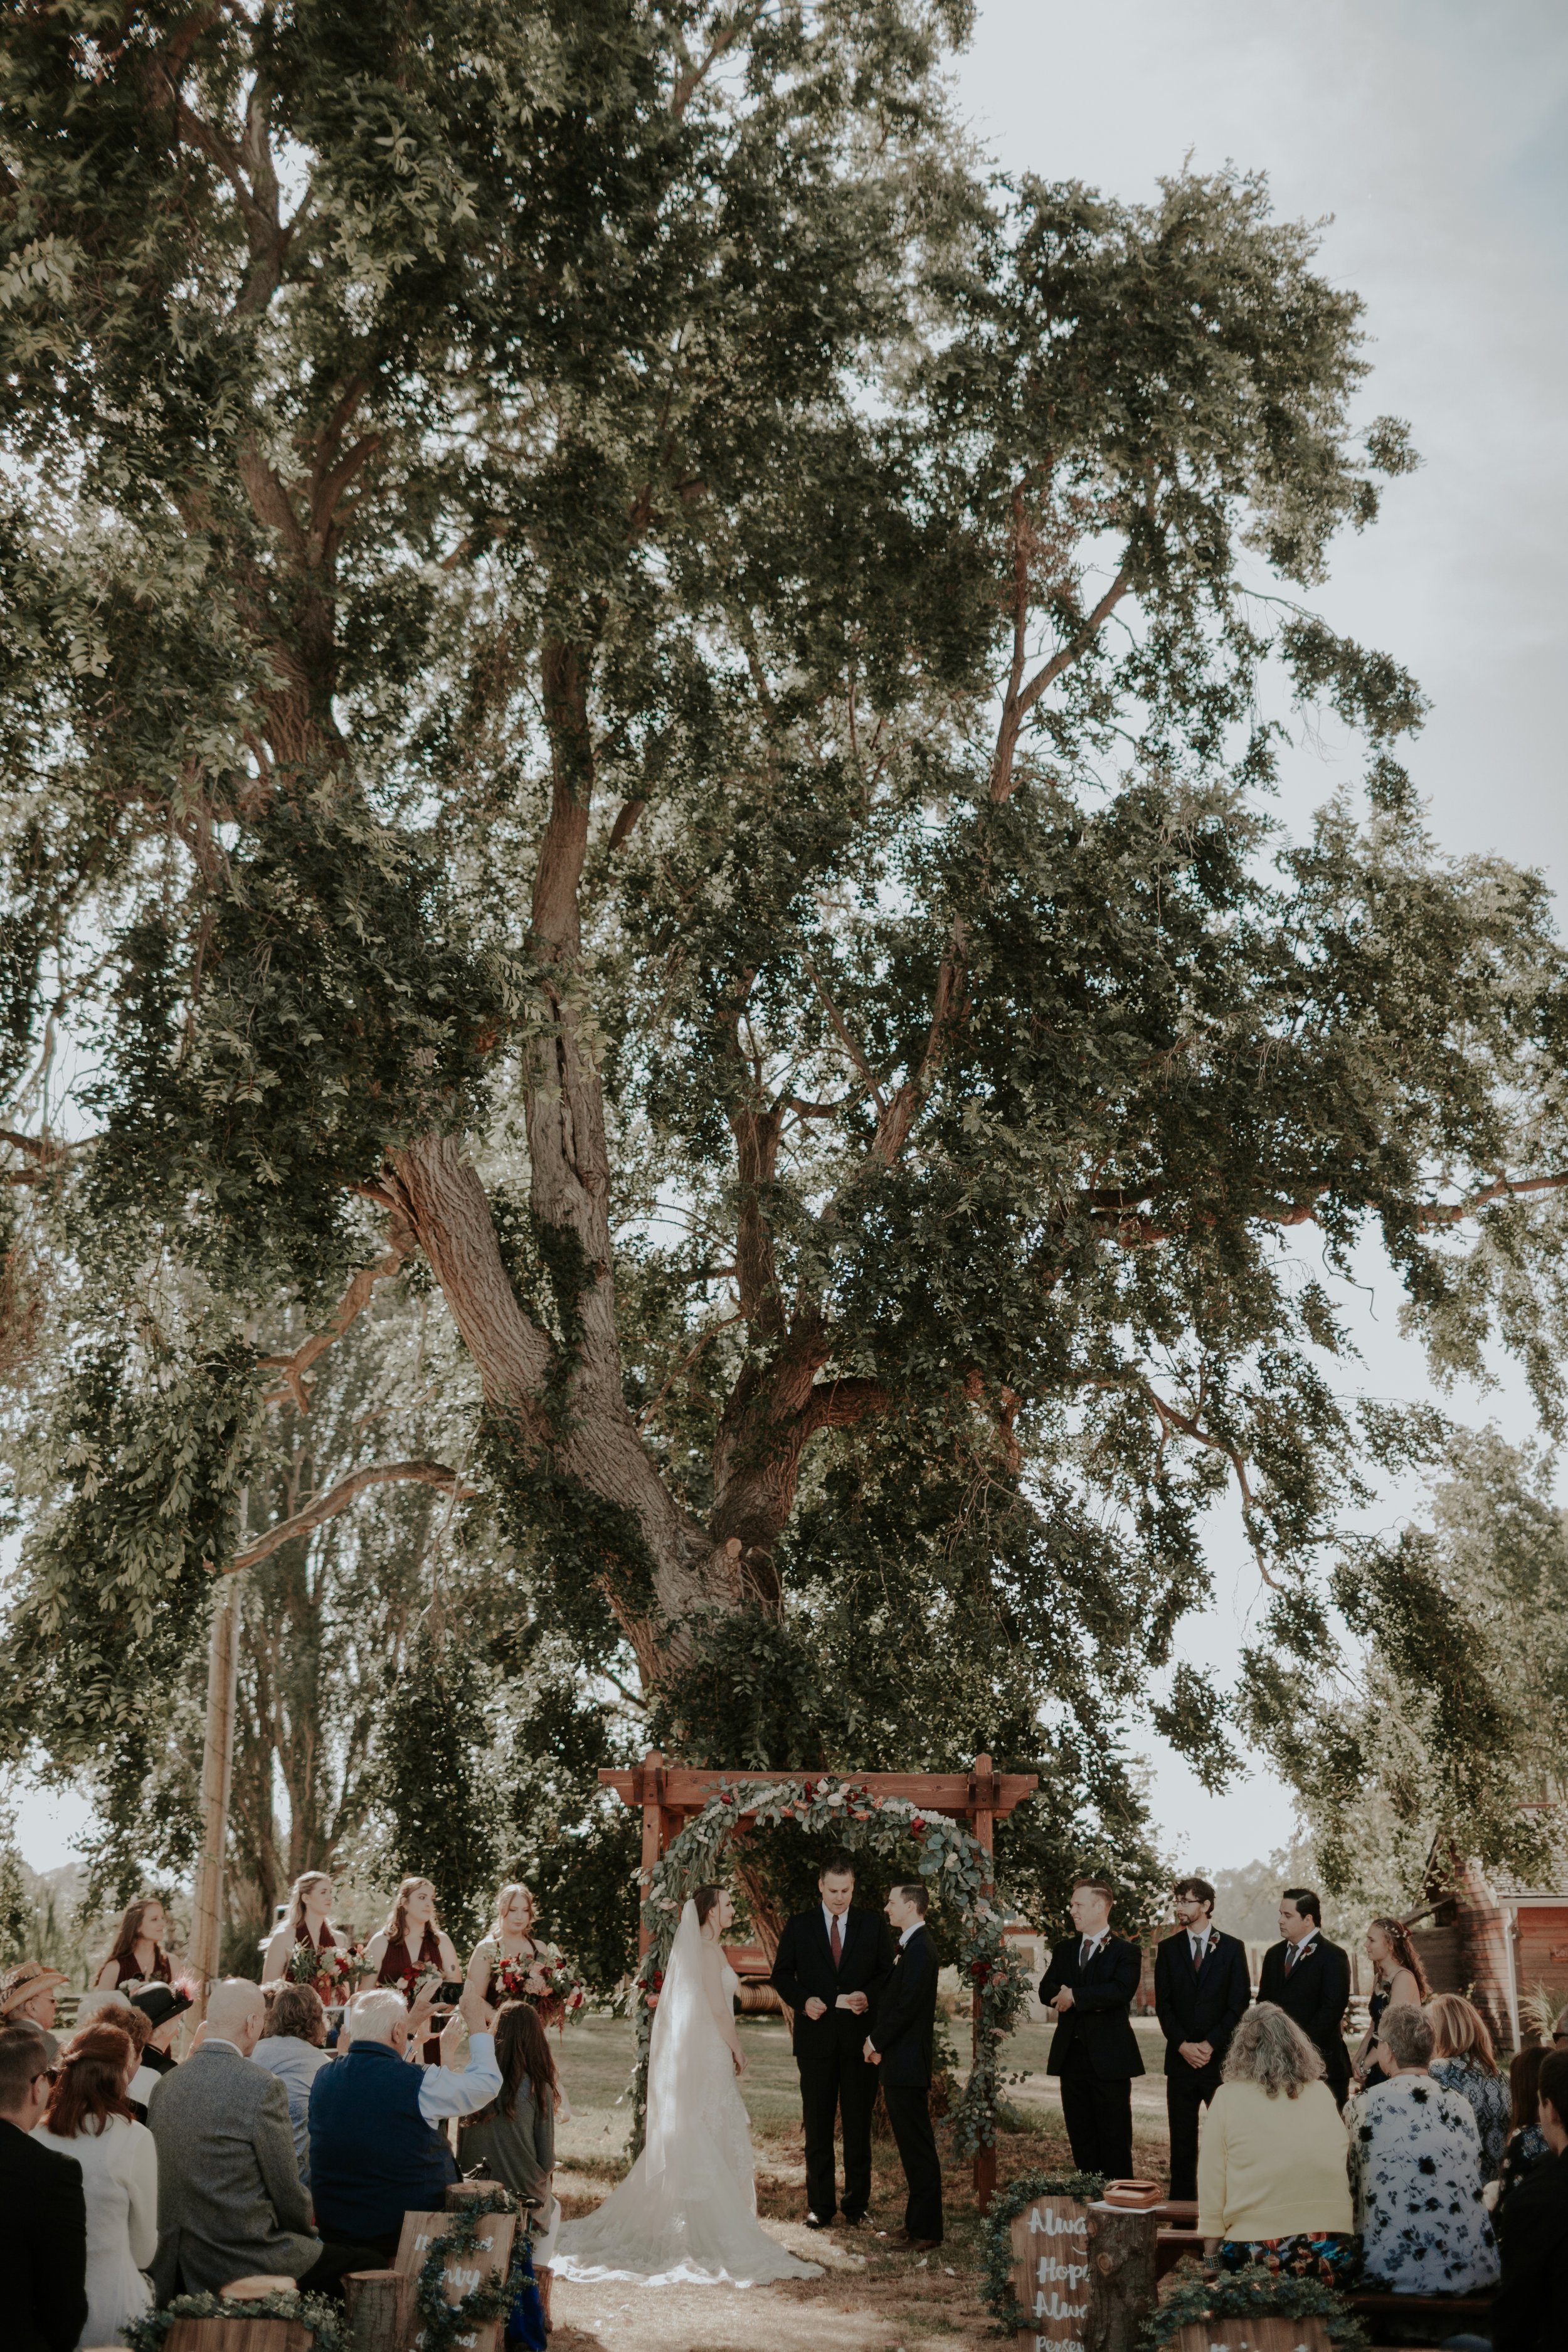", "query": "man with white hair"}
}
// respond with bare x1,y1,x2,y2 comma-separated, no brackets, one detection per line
309,1981,501,2259
146,1979,383,2299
